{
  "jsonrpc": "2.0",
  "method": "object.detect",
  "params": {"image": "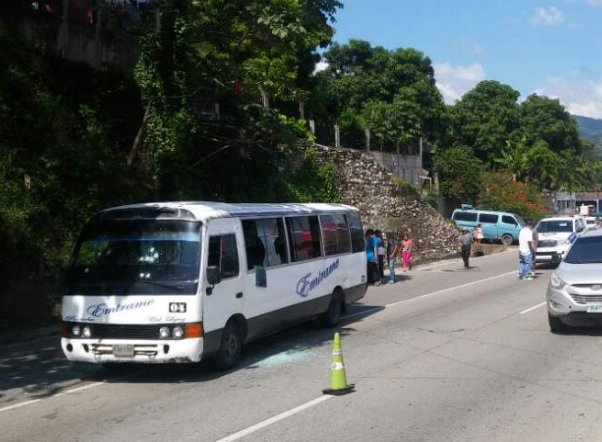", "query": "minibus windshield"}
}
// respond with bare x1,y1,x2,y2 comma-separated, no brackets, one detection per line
65,220,201,295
